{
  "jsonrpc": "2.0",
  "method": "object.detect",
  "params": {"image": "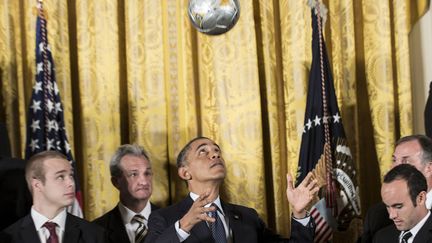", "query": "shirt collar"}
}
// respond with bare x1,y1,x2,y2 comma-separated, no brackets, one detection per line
118,201,152,224
400,211,431,240
426,190,432,209
189,192,225,216
31,207,67,231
